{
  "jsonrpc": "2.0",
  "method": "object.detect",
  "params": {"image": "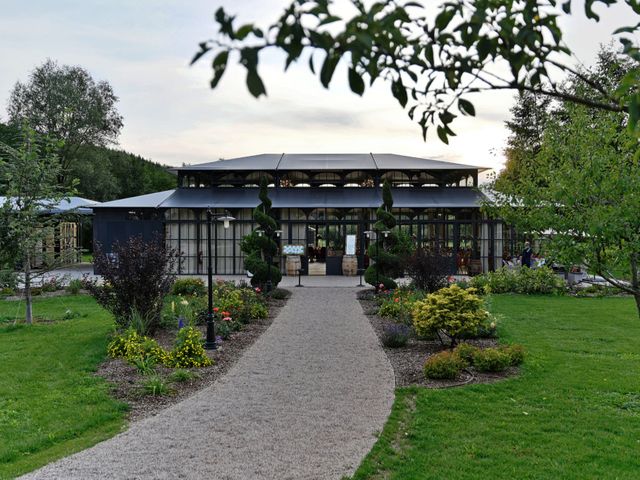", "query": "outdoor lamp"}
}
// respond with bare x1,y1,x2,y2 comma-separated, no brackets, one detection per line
204,208,235,350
